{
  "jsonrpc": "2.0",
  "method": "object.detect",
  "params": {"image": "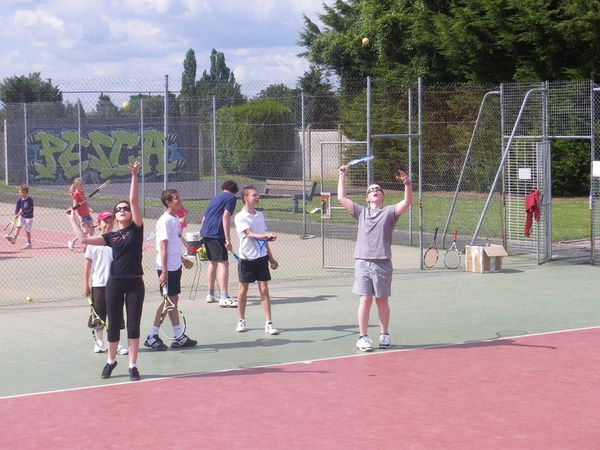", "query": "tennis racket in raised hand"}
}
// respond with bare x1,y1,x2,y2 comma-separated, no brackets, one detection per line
443,229,461,270
347,154,374,167
424,227,439,268
67,179,111,214
159,285,186,340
